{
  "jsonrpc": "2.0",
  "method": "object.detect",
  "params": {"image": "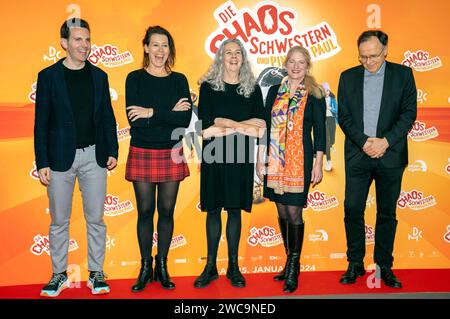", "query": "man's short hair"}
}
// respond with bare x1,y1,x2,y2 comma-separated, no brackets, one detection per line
357,30,388,47
60,18,90,39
